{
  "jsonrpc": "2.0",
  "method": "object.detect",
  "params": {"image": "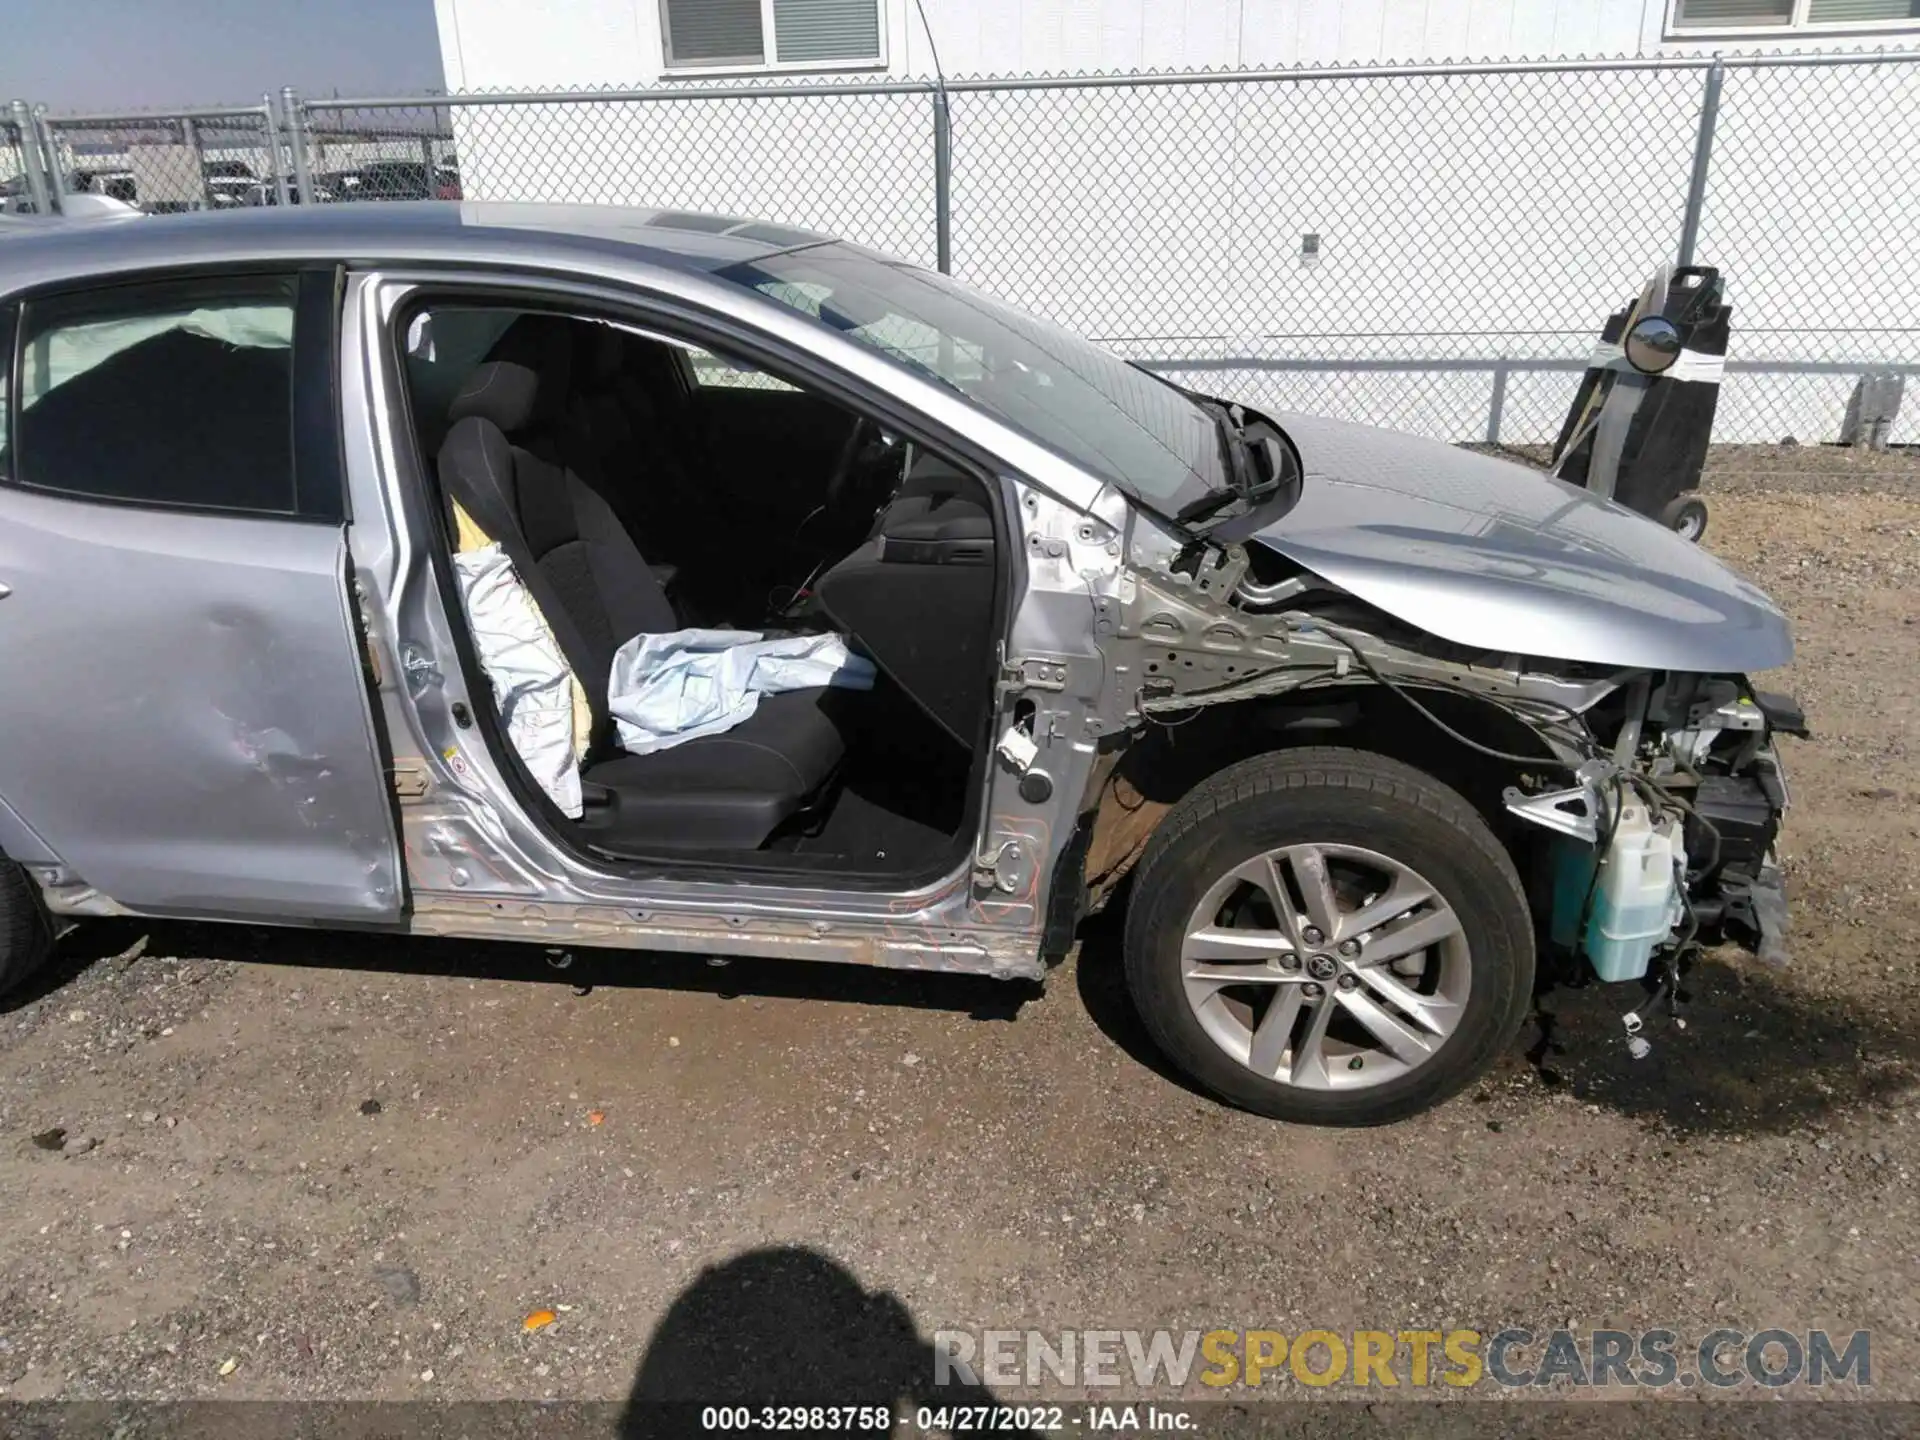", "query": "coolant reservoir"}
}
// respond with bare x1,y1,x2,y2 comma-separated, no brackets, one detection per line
1582,802,1687,983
